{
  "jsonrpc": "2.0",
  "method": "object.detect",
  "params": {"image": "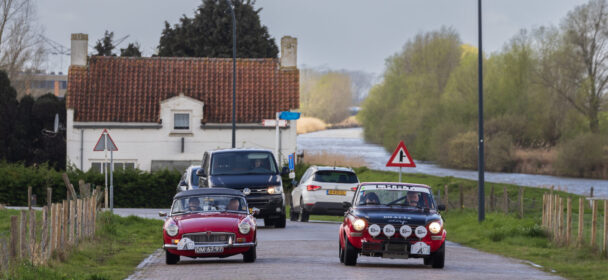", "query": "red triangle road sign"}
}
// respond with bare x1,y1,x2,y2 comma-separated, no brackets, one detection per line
386,141,415,167
93,129,118,151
